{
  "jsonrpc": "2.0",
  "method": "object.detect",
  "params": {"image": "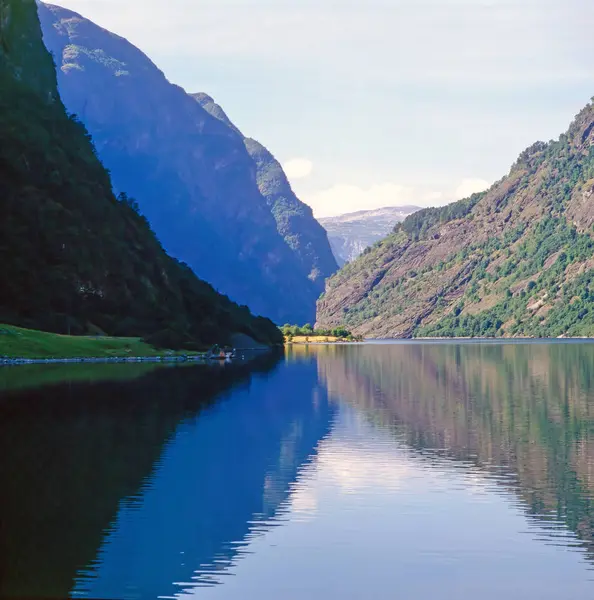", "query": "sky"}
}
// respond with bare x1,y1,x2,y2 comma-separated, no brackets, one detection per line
52,0,594,218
